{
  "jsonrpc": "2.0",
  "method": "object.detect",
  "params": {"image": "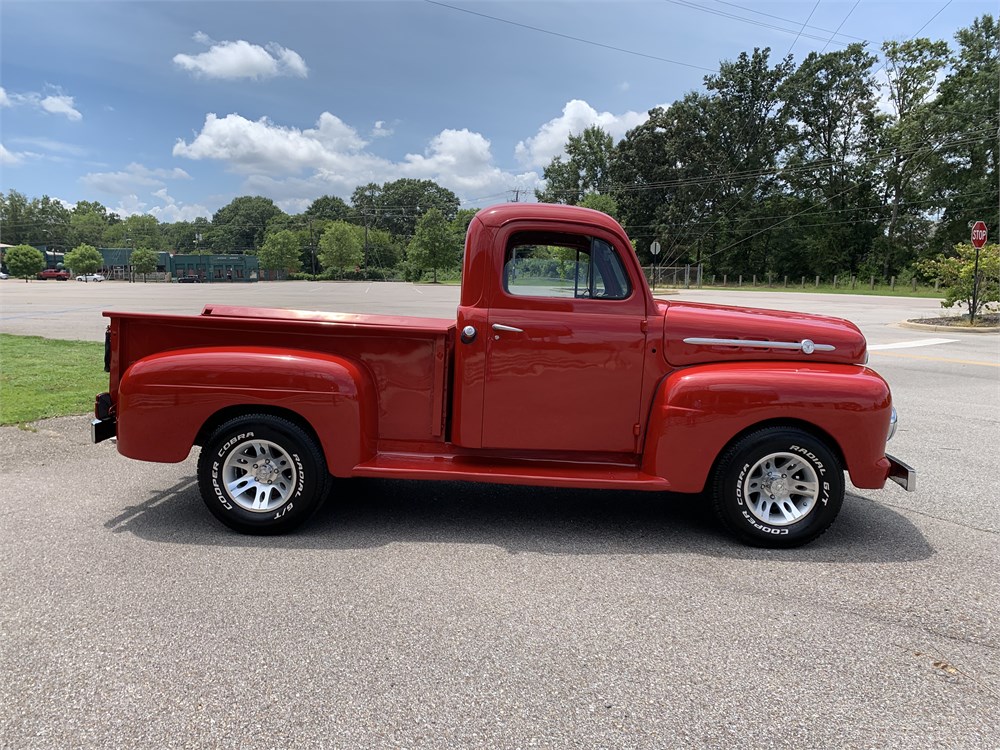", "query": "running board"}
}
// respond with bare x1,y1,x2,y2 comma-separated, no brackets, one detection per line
352,453,671,491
